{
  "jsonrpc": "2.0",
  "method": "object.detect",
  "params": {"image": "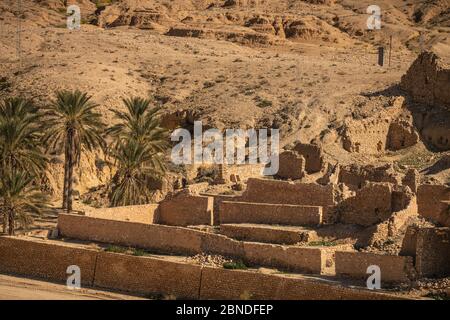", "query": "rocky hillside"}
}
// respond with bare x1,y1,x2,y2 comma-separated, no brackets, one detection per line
0,0,449,199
